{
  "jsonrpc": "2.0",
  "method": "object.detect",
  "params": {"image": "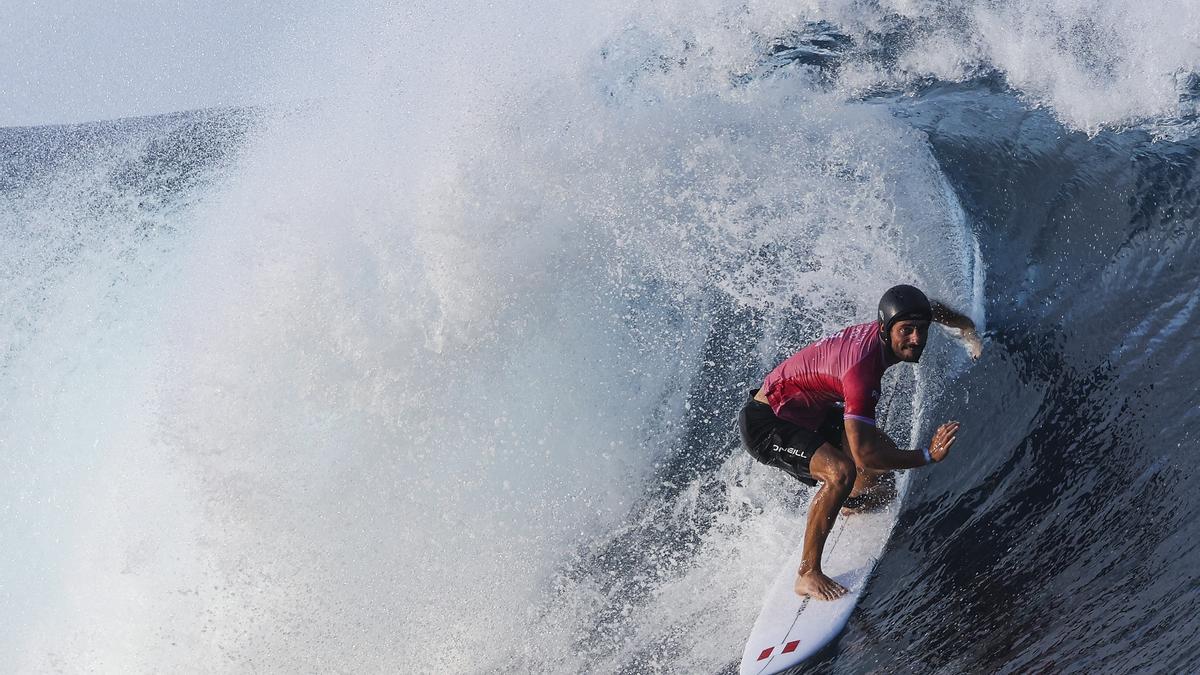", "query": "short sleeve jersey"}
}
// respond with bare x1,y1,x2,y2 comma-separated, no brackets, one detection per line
761,322,891,430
